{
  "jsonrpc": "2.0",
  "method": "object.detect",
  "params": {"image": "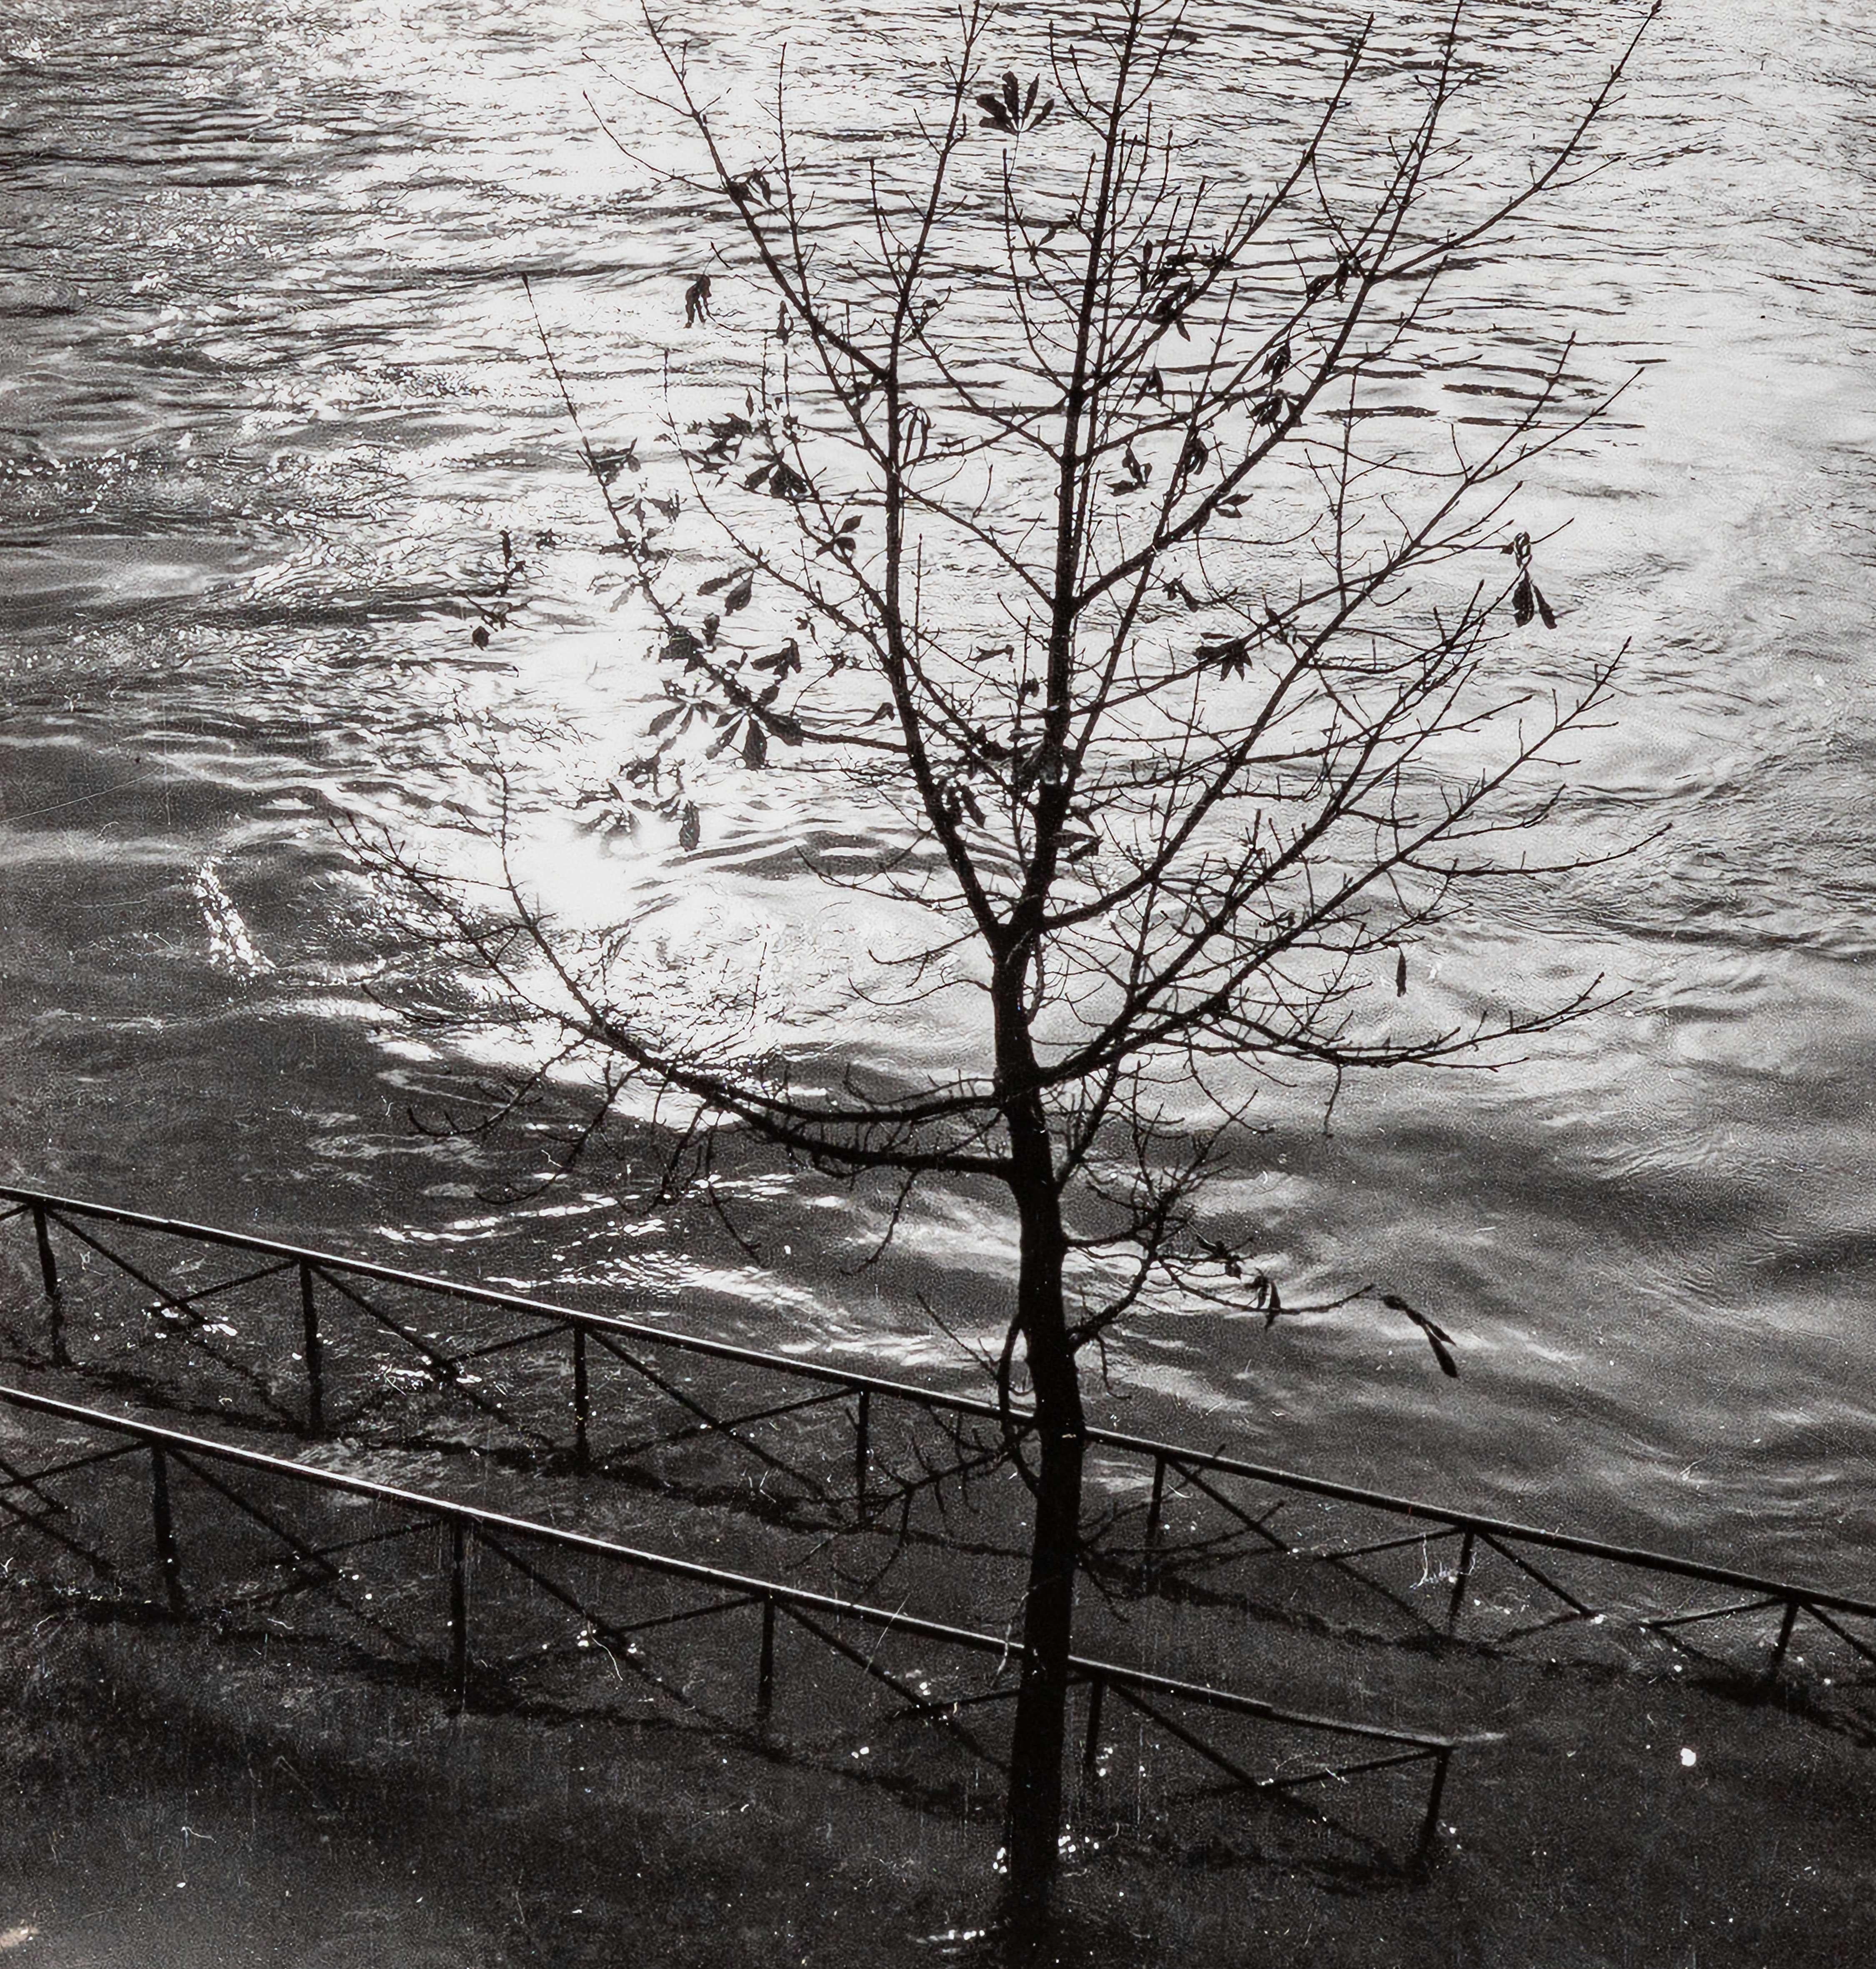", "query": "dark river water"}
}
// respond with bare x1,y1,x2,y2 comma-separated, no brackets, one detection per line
3,0,1874,1586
